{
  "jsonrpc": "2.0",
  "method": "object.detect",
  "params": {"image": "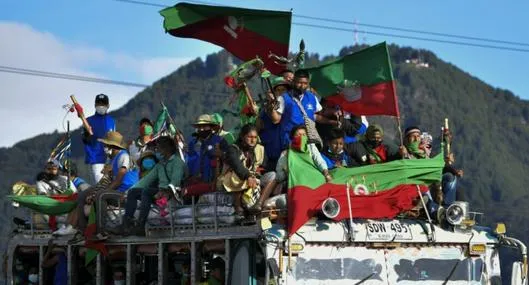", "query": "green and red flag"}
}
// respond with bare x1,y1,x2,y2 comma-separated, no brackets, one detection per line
85,205,108,265
9,194,77,215
287,147,444,236
160,2,291,74
307,42,399,116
